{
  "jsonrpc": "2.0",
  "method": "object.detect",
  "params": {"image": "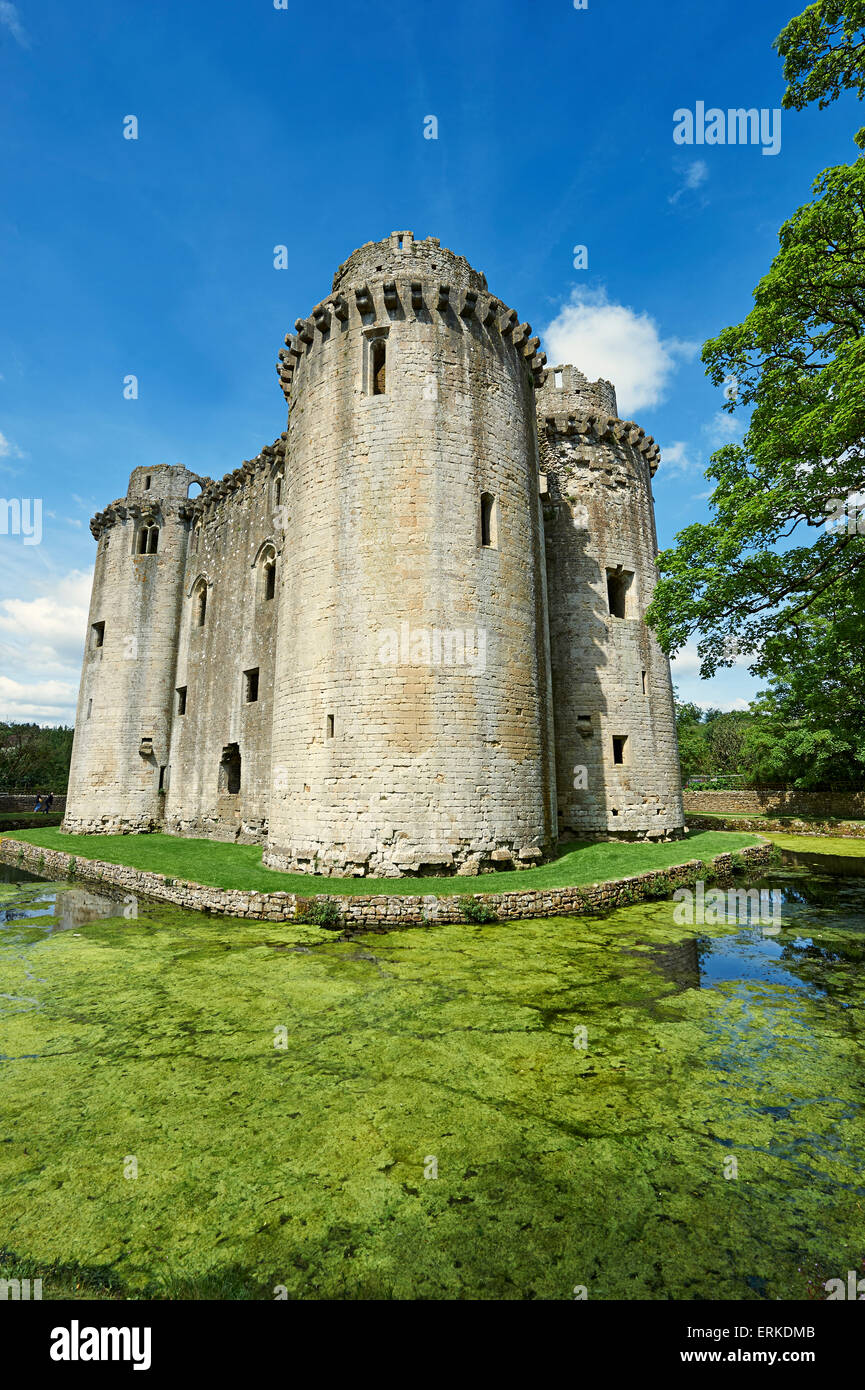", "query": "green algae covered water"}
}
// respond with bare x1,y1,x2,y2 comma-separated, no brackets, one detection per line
0,863,863,1300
